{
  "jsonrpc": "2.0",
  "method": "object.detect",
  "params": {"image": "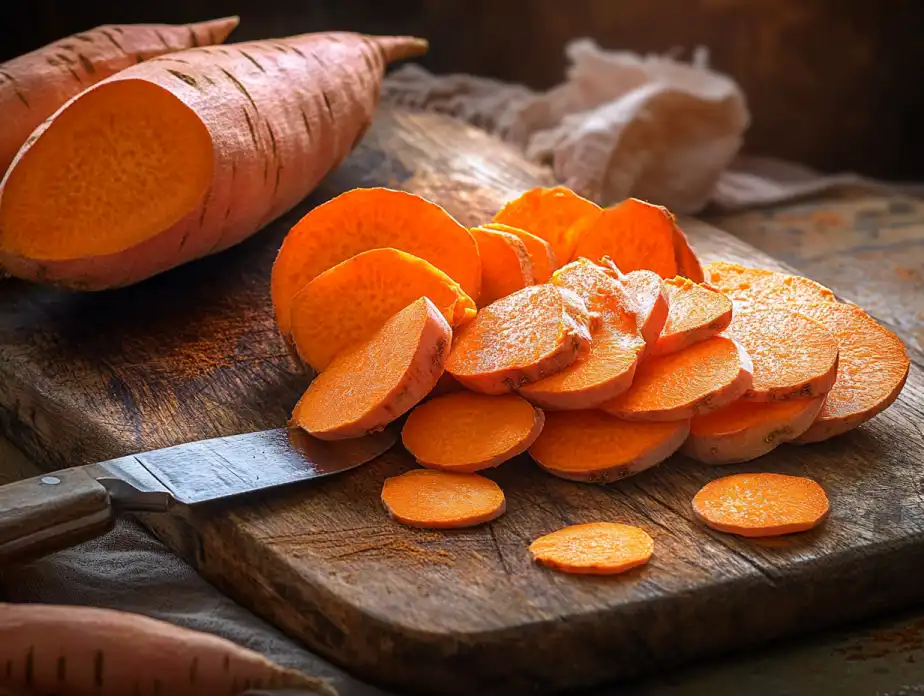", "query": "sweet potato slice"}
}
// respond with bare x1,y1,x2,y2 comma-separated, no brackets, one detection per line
529,522,654,575
381,469,505,528
682,396,825,464
571,198,679,278
481,222,557,282
520,259,645,409
791,302,910,443
446,284,593,395
492,185,601,267
673,225,705,282
291,297,449,440
469,226,535,306
529,410,689,482
402,392,544,472
290,248,476,371
272,188,481,338
650,277,733,357
692,473,829,537
603,336,753,421
704,261,836,308
610,265,669,348
724,307,839,402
